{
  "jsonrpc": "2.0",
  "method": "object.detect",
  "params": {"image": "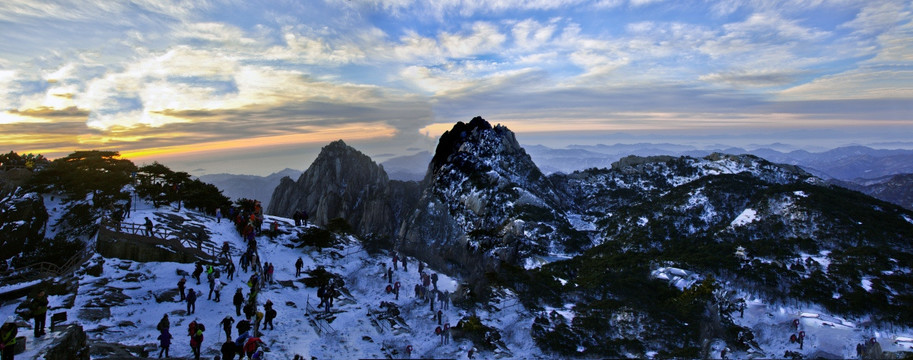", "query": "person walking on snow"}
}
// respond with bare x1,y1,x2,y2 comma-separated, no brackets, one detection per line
295,257,303,277
144,217,154,237
213,279,224,302
189,321,204,360
220,316,234,341
264,304,277,330
216,208,222,223
193,263,203,285
1,320,19,360
233,288,244,316
178,277,187,301
157,328,172,358
186,288,197,314
29,290,48,337
157,314,170,333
